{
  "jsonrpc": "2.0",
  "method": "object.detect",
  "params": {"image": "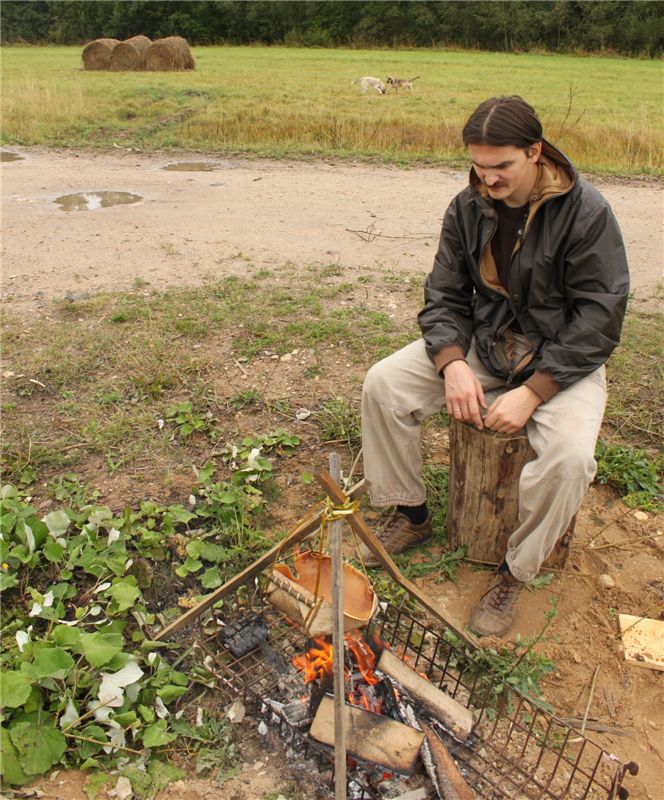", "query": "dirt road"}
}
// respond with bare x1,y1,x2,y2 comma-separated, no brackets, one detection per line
2,148,662,315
